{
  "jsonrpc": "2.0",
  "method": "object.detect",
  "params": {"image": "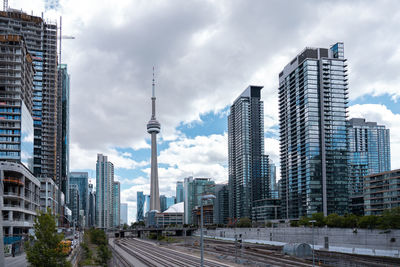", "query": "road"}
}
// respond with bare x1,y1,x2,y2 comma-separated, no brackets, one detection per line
113,238,231,267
